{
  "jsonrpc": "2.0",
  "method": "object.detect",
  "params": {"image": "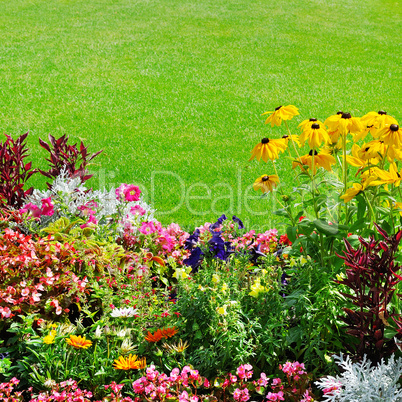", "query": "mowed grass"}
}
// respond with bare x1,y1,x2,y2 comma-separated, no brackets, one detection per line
0,0,401,231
